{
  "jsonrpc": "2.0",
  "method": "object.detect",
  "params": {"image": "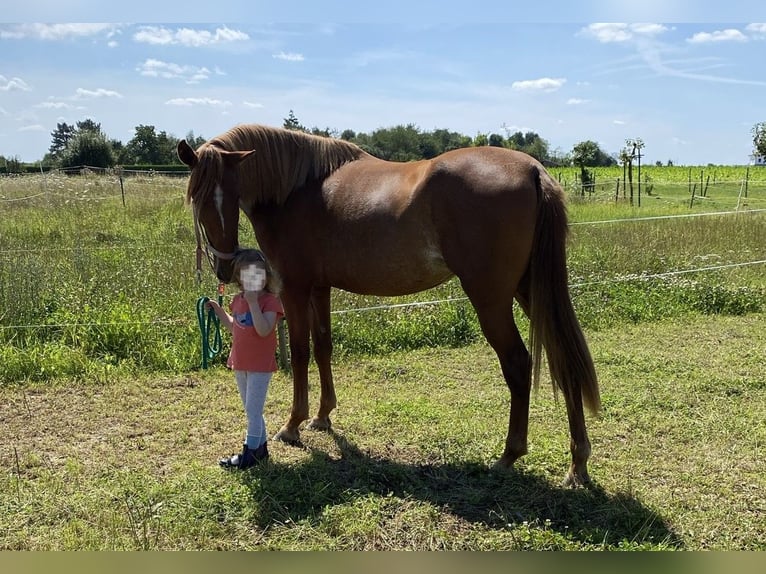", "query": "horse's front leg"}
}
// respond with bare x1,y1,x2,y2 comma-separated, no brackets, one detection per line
307,286,336,431
273,290,311,444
